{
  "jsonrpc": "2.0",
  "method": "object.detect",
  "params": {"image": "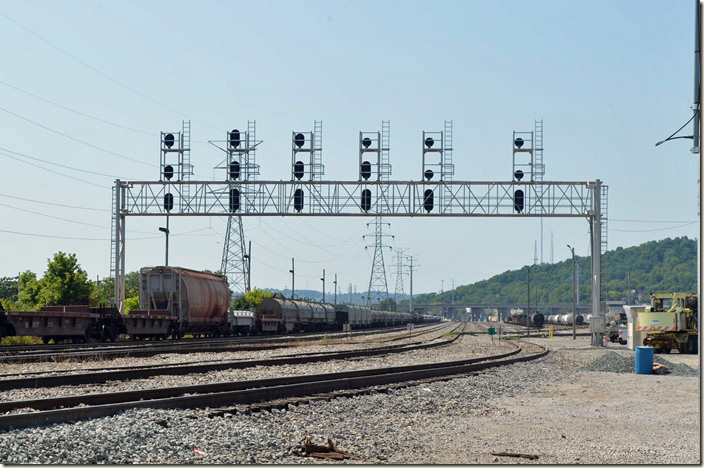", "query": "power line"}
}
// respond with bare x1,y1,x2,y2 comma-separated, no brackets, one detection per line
0,145,127,179
0,78,156,137
610,222,697,233
0,11,220,131
0,226,218,242
610,218,697,224
0,193,108,212
0,150,108,189
0,104,153,167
